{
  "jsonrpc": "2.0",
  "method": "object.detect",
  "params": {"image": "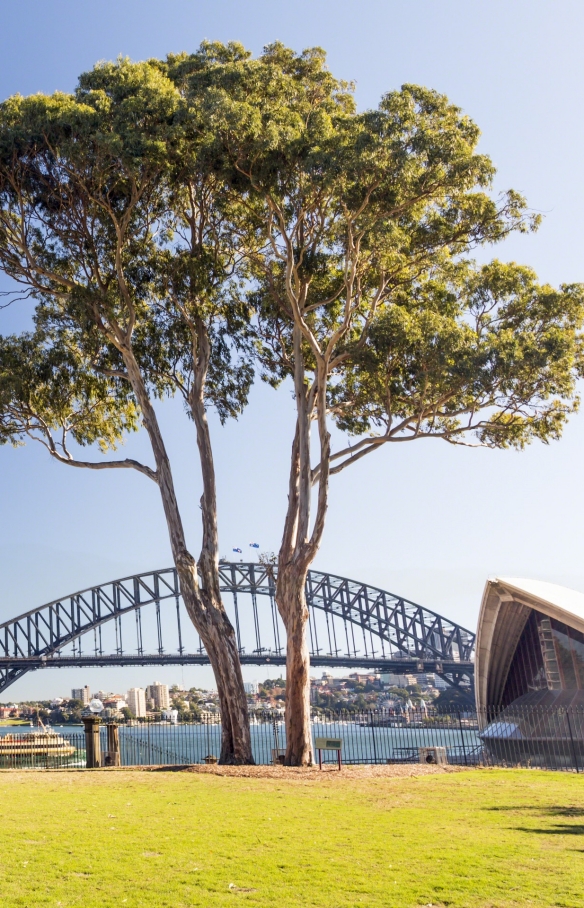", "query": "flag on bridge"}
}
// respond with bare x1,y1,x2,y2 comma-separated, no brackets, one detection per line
233,547,242,553
249,543,260,548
